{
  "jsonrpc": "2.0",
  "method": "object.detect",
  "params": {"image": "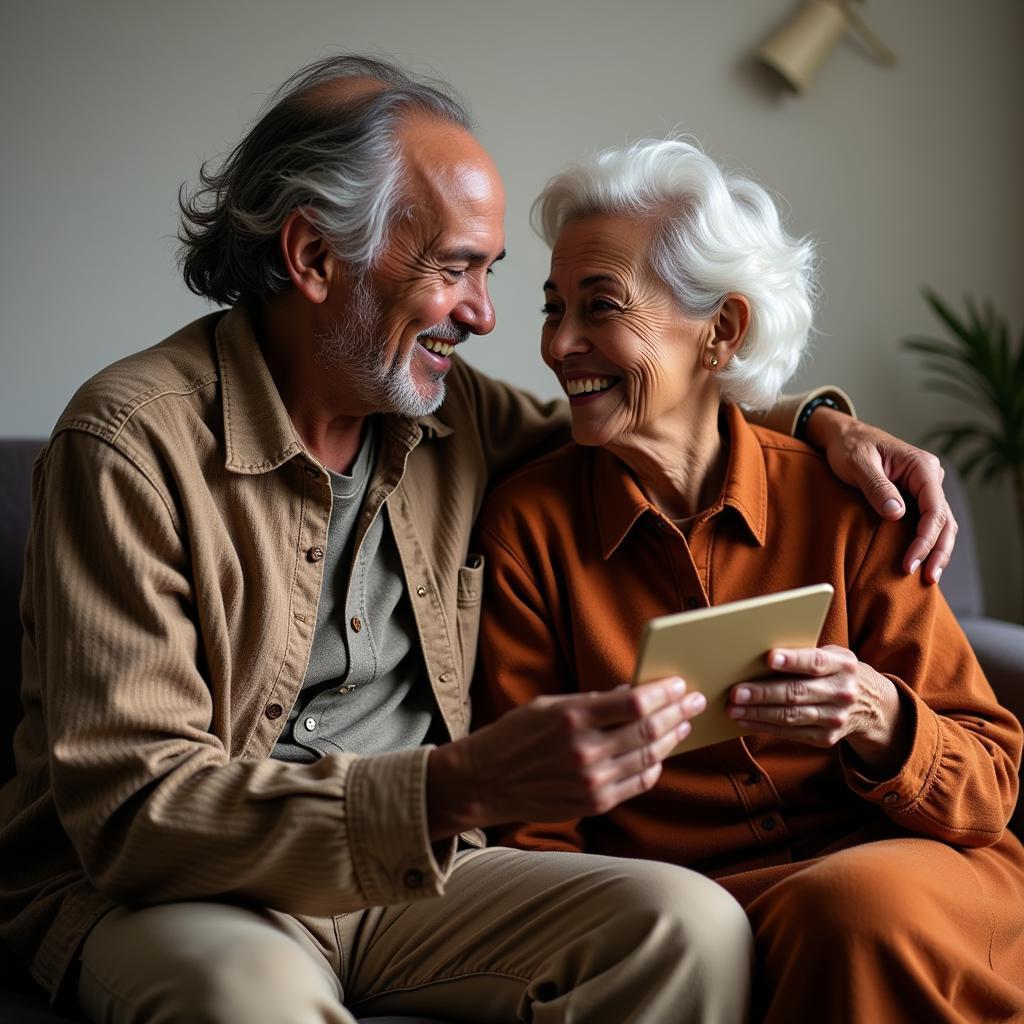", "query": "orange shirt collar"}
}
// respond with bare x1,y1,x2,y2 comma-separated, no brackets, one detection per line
593,403,768,559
